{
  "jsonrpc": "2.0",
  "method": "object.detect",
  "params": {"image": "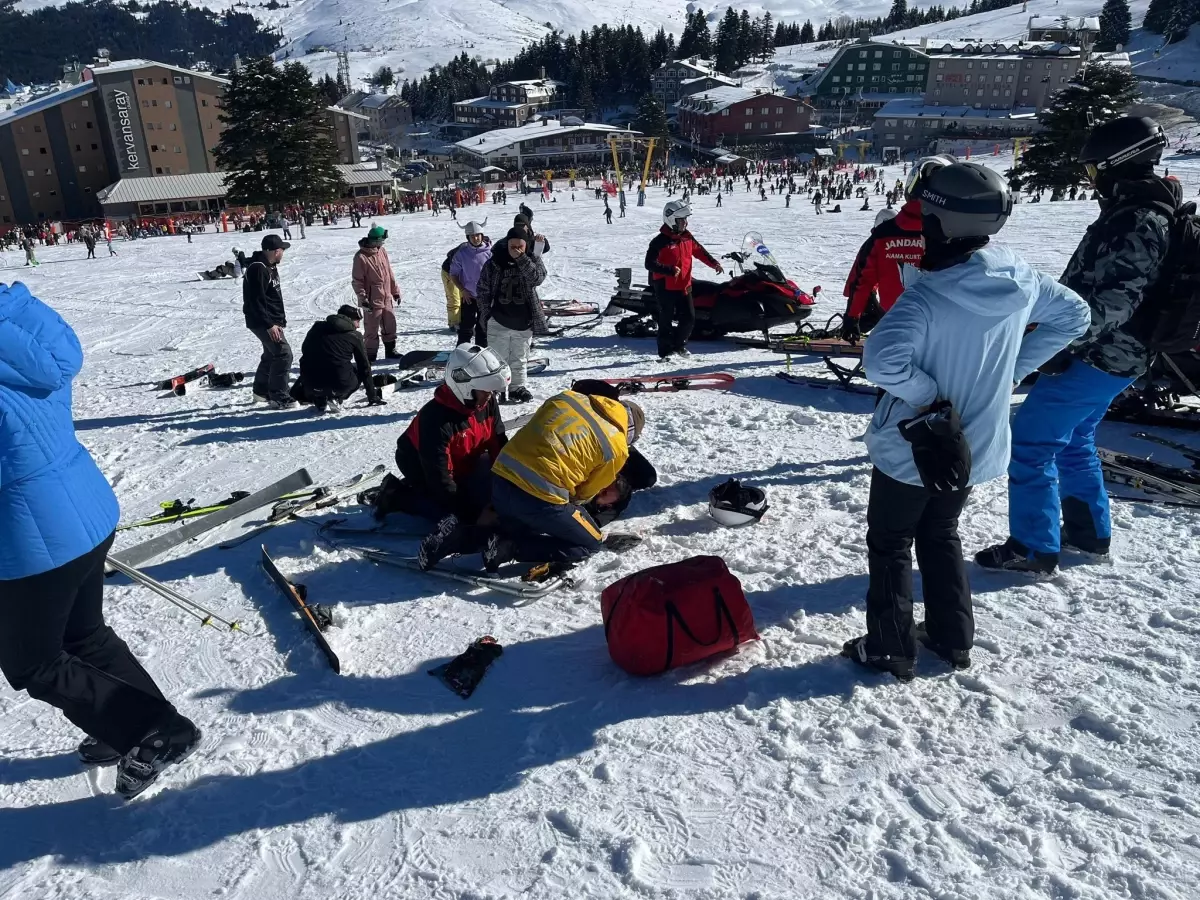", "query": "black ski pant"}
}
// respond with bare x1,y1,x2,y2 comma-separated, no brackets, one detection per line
250,326,294,403
456,298,487,348
0,533,175,755
653,282,694,358
865,468,973,661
